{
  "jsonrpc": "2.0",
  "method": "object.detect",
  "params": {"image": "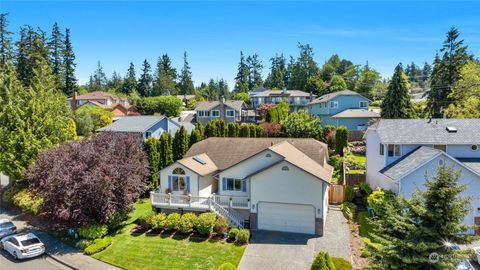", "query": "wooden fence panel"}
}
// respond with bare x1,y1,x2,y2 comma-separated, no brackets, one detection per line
348,130,365,142
328,184,345,205
345,173,366,186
